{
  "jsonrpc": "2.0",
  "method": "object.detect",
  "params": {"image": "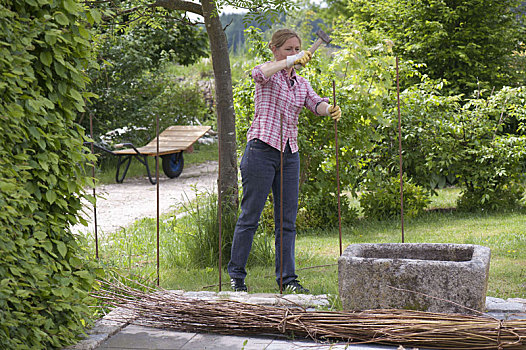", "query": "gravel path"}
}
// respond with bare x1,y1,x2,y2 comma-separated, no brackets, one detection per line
72,161,218,235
